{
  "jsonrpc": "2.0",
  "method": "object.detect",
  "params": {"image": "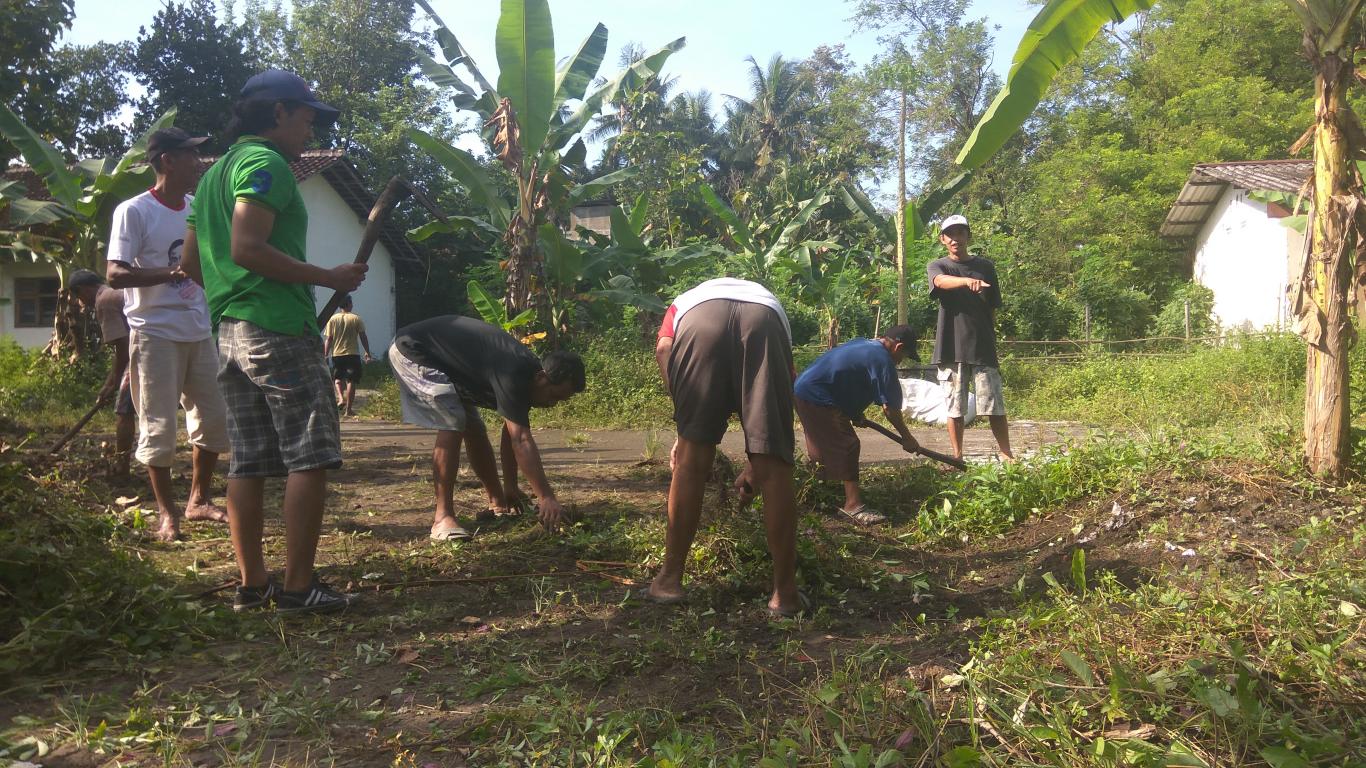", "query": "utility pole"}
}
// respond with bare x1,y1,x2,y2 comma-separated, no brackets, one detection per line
896,87,908,325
